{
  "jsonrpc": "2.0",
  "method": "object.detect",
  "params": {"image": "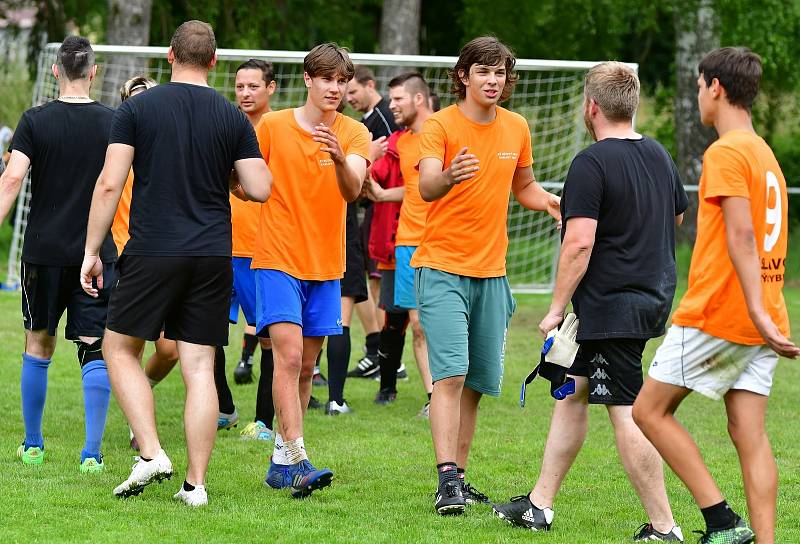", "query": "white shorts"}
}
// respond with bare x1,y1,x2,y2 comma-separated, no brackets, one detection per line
648,325,778,400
